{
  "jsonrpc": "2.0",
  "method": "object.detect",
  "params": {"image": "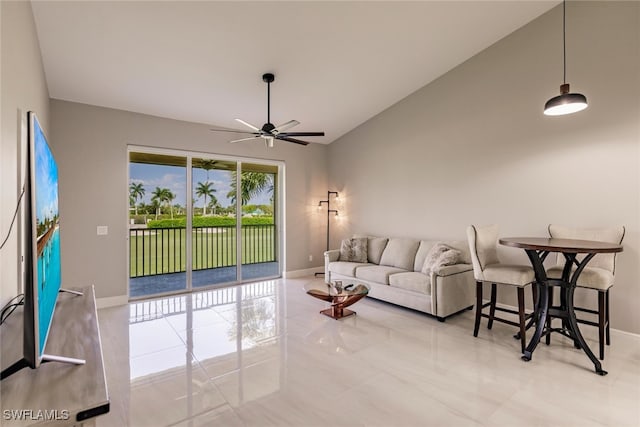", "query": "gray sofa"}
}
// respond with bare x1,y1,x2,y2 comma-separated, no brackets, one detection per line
324,236,475,321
